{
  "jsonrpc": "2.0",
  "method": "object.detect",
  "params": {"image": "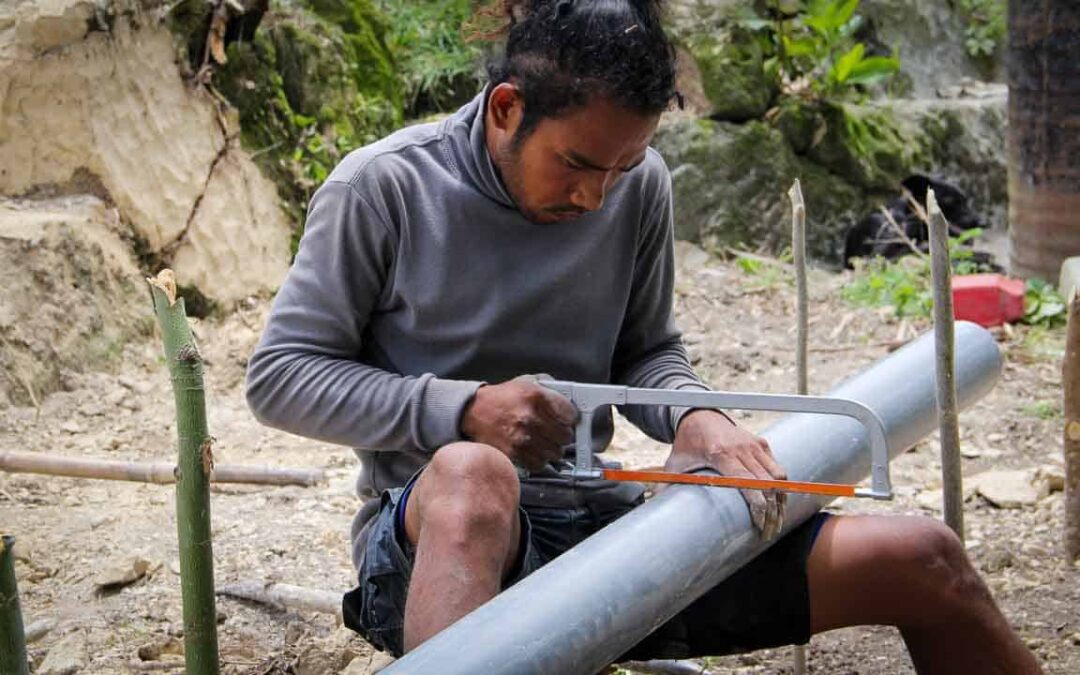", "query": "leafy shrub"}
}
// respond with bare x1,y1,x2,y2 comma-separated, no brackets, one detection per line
738,0,900,102
1024,279,1067,329
379,0,486,117
845,233,1070,329
843,229,987,318
957,0,1006,61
